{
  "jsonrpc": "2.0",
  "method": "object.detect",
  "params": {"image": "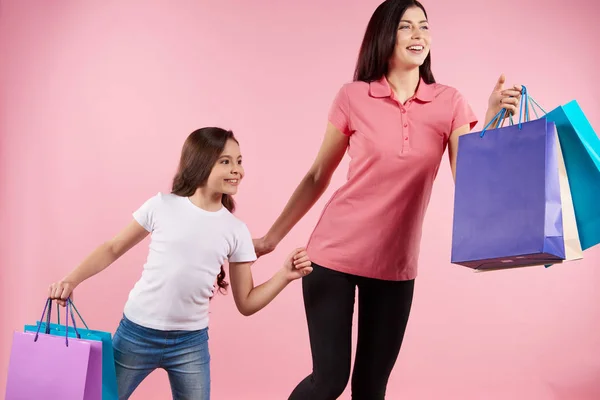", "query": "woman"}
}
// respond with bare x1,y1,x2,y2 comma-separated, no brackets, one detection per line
254,1,521,399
